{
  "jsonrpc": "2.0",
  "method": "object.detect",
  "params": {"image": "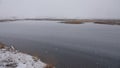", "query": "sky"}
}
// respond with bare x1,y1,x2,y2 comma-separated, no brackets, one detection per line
0,0,120,19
